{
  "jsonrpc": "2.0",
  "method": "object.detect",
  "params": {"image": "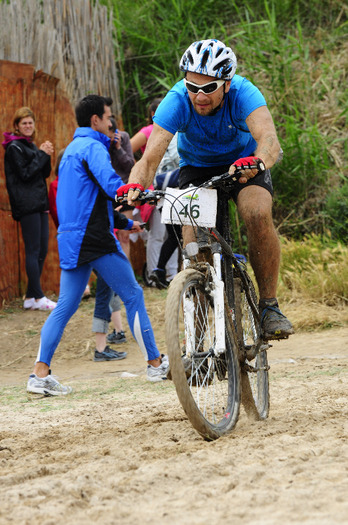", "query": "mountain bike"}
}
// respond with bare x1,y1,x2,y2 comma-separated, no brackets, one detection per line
118,173,270,440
